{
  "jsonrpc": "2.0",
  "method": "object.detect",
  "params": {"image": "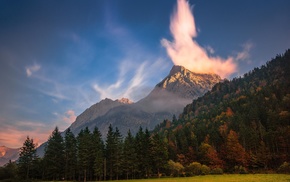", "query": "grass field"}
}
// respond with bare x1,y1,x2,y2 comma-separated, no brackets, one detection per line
104,174,290,182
